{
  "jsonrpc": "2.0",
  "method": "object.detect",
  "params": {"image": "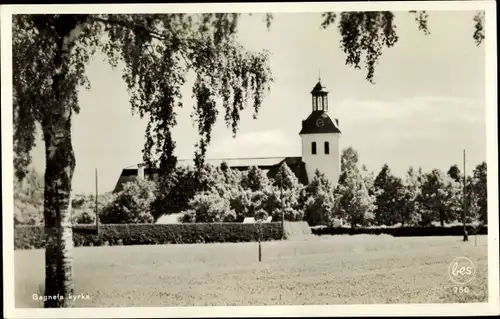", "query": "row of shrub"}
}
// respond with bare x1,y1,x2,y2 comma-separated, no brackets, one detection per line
15,223,488,250
14,223,284,250
311,225,488,237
